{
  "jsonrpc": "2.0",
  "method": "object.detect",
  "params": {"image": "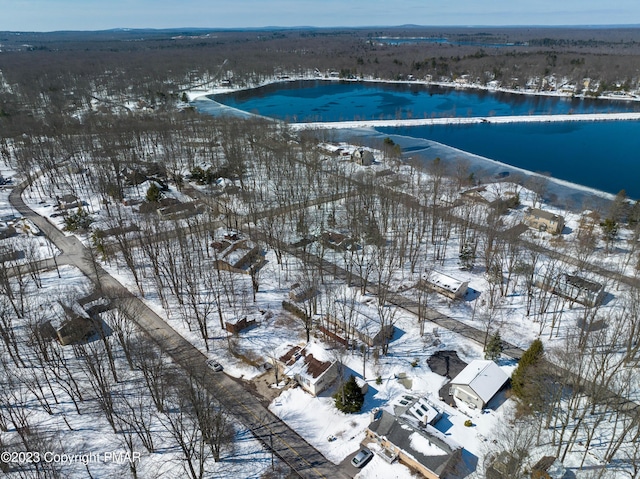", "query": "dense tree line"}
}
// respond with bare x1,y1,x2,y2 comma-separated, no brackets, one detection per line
4,26,640,138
